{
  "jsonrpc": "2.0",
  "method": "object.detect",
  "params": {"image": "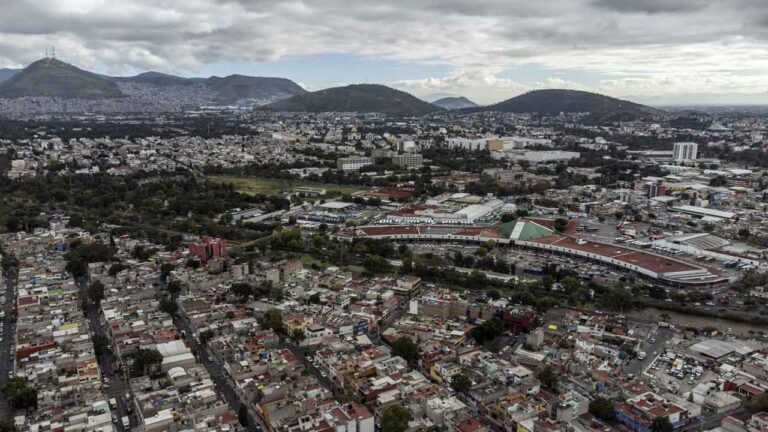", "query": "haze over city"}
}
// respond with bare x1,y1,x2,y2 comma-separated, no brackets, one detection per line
2,0,768,105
